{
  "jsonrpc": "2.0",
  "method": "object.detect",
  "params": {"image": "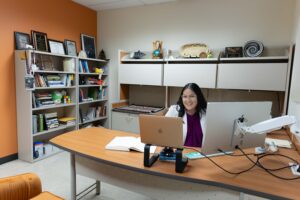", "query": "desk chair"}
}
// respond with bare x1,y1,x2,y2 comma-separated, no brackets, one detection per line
0,173,63,200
